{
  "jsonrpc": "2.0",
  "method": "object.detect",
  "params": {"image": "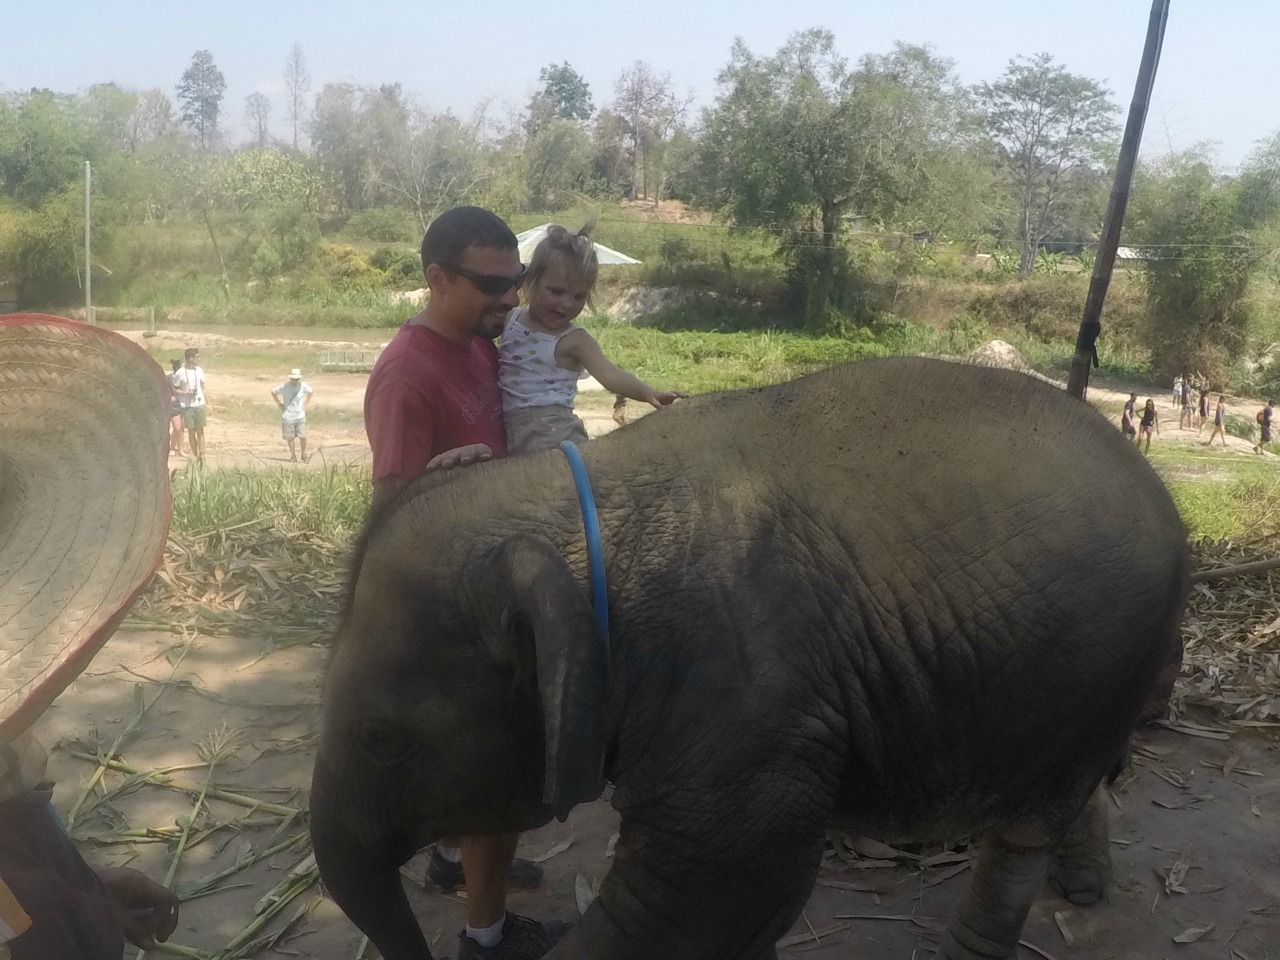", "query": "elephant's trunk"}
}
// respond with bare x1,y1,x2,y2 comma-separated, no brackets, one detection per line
311,763,430,959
